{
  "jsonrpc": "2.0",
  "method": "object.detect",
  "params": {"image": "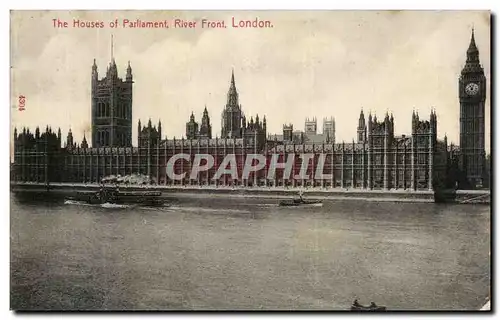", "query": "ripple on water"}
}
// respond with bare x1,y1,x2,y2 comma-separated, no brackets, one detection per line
10,197,491,310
